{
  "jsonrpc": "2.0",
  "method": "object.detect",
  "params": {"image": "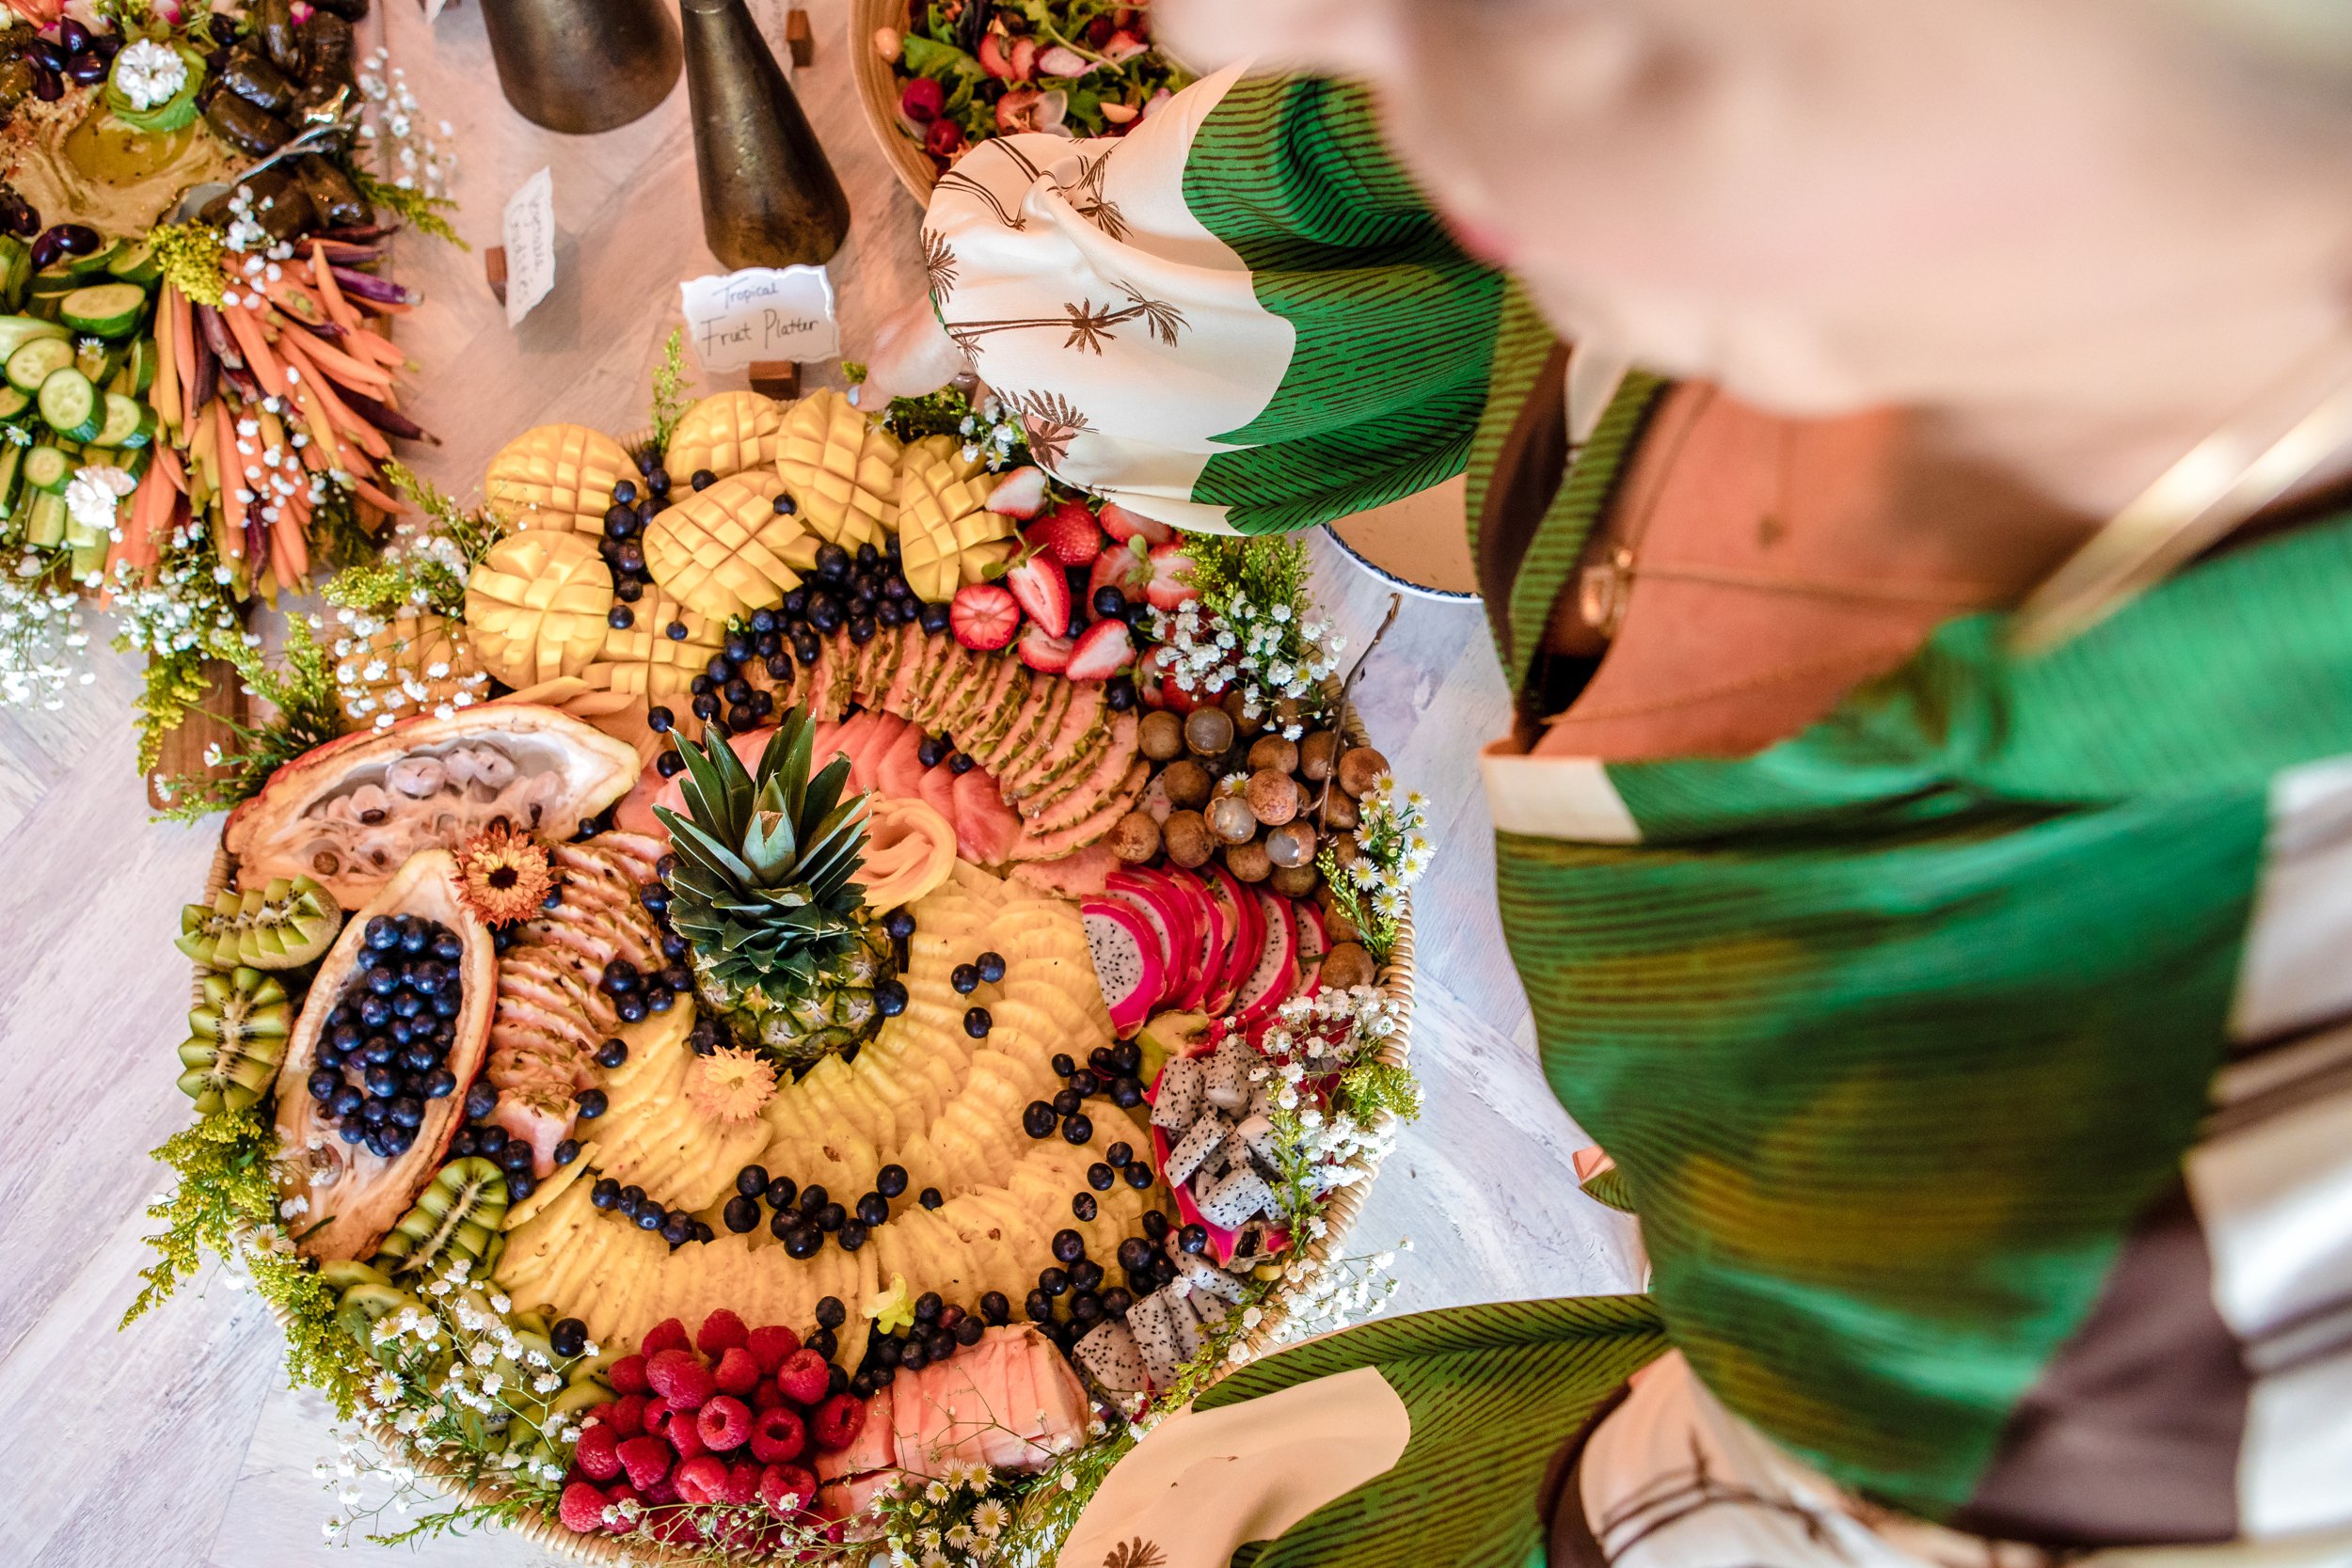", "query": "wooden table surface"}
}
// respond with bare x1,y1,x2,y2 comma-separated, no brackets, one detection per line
0,4,1641,1561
